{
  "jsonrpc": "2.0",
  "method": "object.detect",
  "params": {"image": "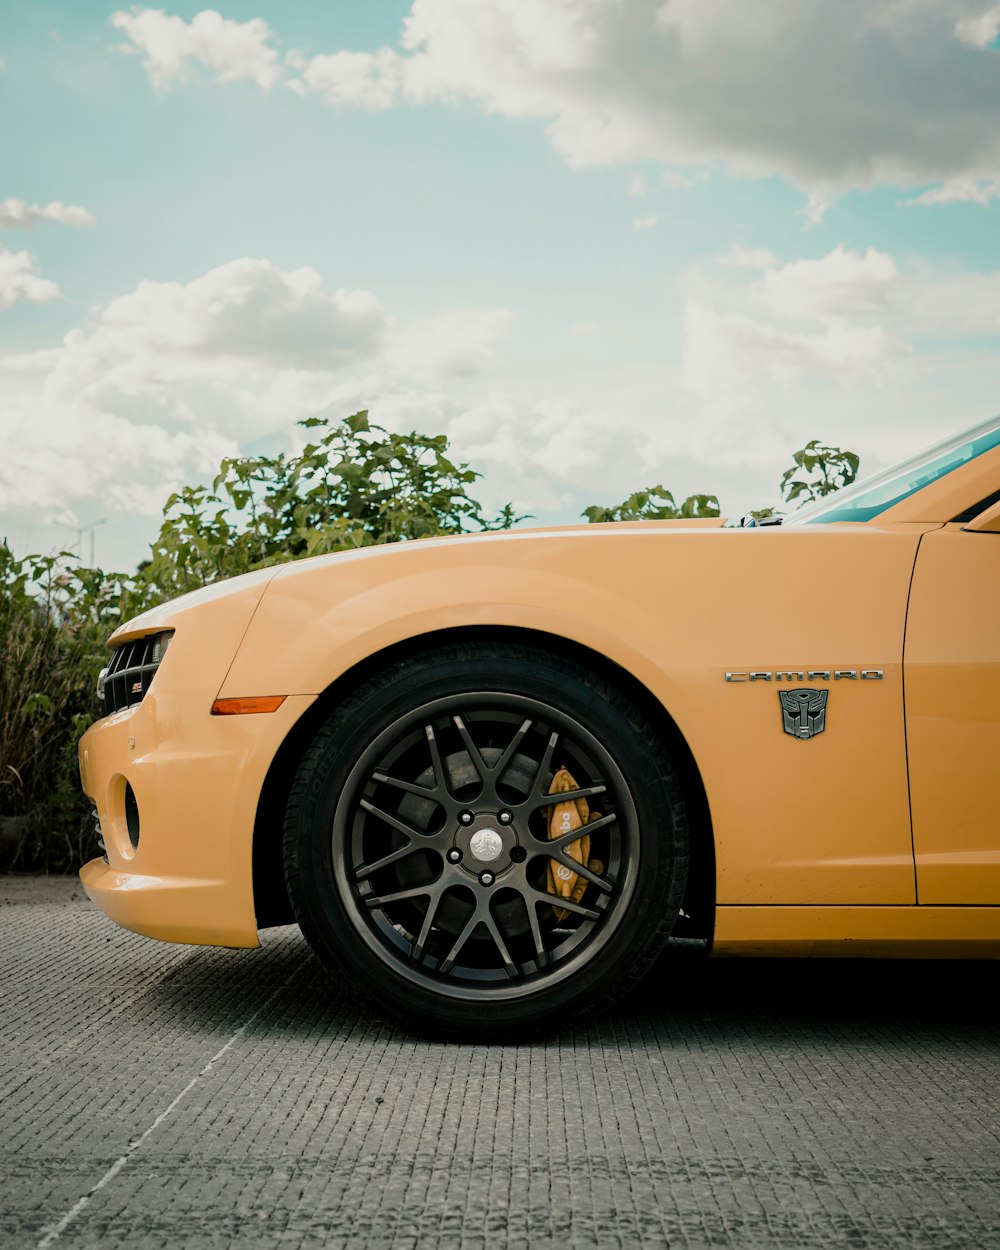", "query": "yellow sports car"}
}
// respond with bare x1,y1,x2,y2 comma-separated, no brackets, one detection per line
79,417,1000,1034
